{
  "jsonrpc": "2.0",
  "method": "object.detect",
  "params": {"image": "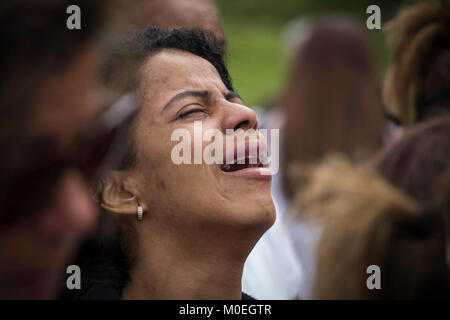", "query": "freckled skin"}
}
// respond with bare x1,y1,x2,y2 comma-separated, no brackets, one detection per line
157,179,166,190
